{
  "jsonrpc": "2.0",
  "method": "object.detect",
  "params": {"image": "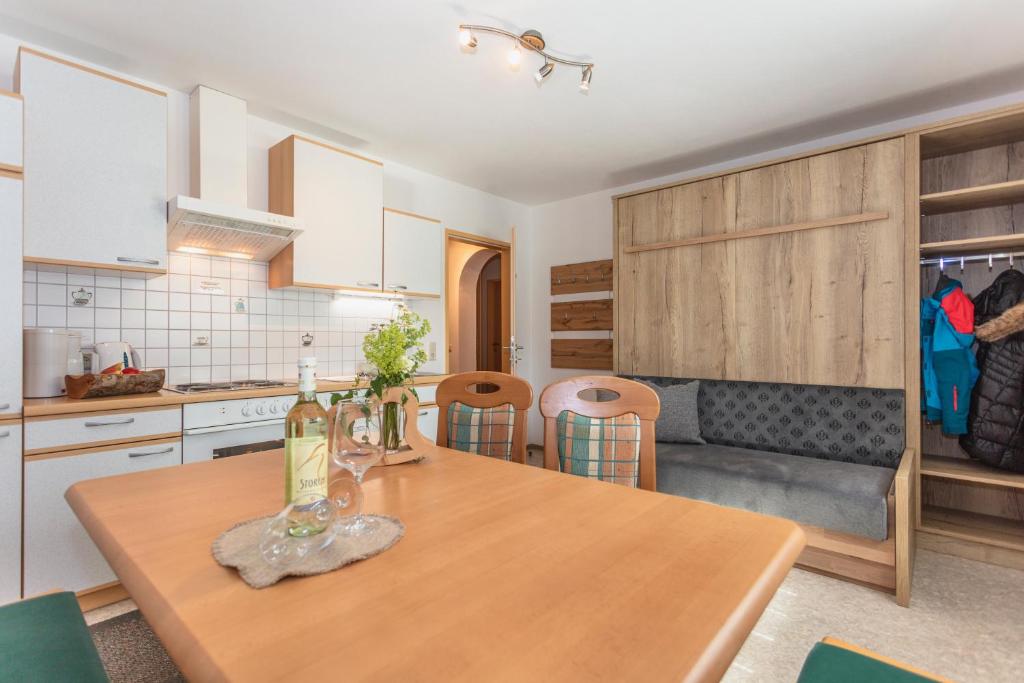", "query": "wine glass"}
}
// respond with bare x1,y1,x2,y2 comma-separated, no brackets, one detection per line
330,398,385,536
